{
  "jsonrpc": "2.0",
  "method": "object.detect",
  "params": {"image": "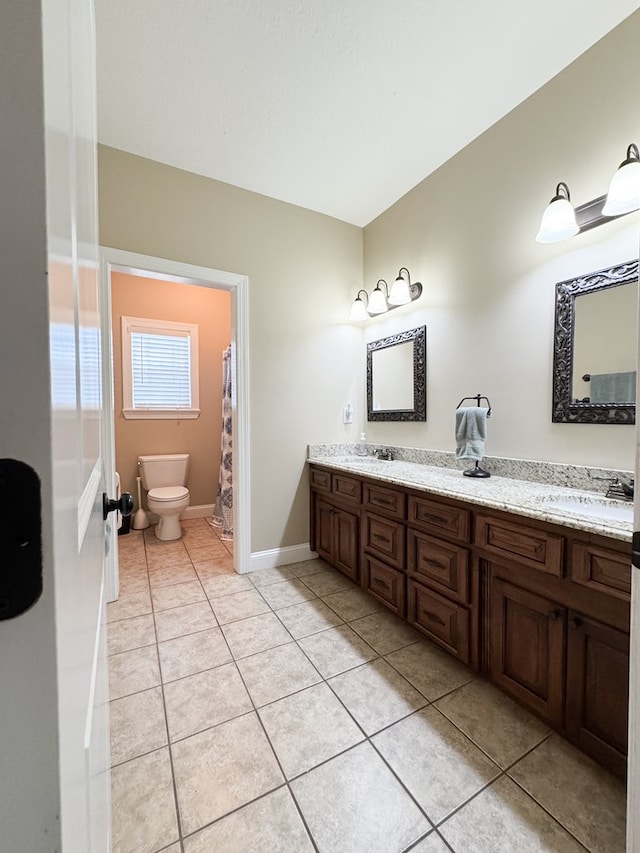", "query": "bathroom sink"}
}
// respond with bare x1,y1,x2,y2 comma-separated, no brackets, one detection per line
339,456,385,464
538,494,634,523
